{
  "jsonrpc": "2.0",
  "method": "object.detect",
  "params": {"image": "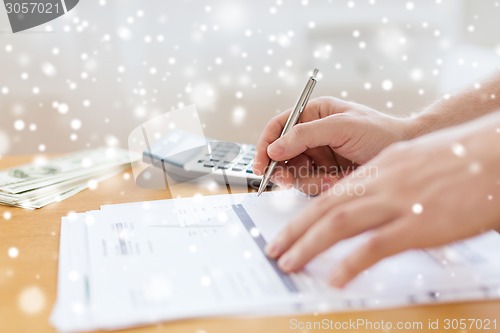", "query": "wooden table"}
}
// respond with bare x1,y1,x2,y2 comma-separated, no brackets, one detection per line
0,156,499,333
